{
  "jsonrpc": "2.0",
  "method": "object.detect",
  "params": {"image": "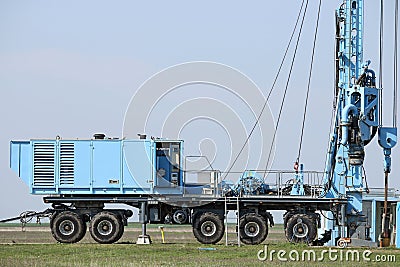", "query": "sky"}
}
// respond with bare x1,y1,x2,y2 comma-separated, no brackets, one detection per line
0,0,399,223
